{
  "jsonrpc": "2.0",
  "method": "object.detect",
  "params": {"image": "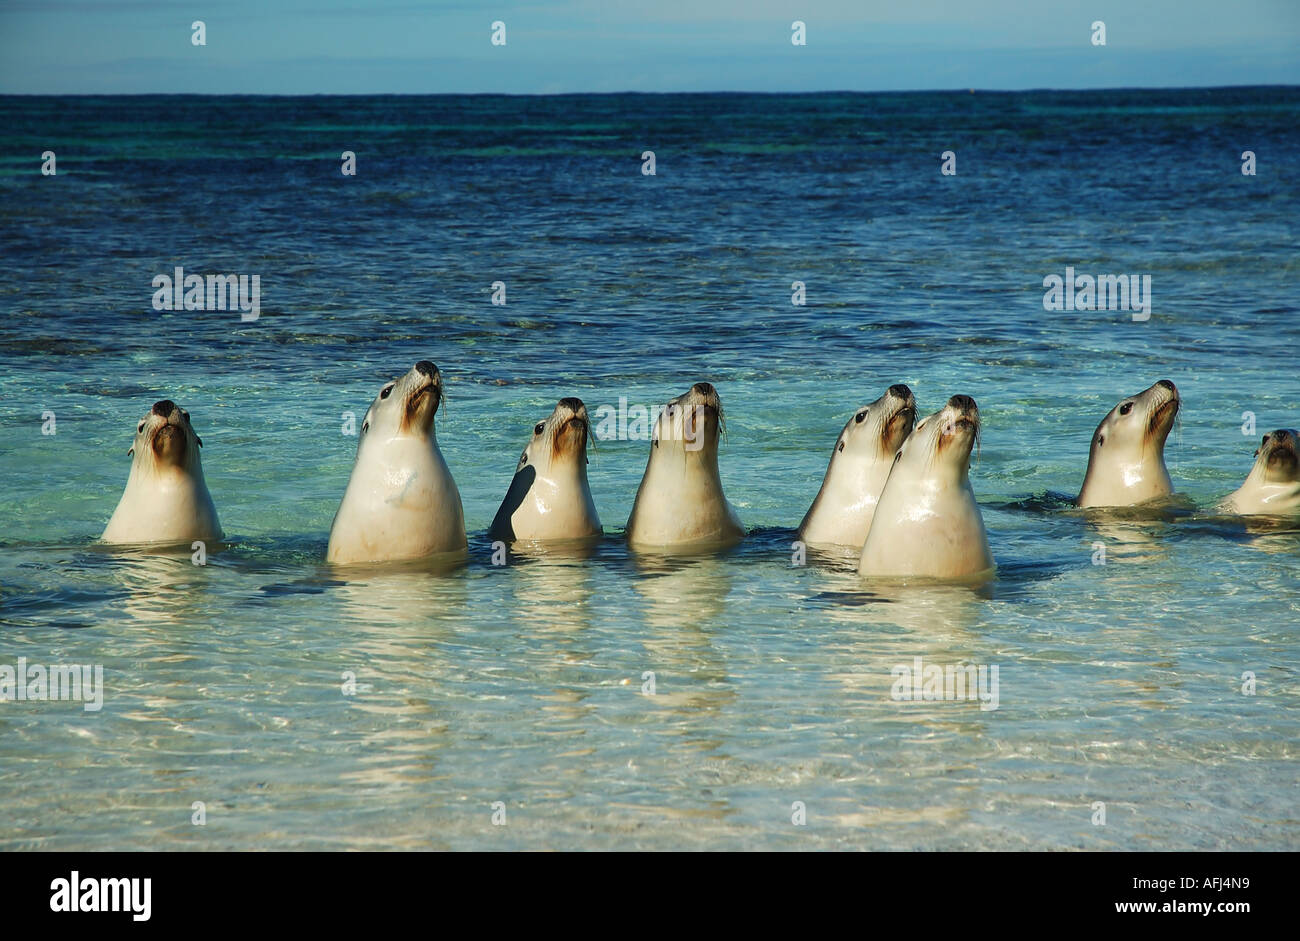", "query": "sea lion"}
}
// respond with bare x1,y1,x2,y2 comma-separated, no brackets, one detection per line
327,360,466,564
798,383,916,548
858,394,994,579
1220,429,1300,516
625,382,743,549
102,399,222,545
489,397,602,543
1077,379,1180,508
